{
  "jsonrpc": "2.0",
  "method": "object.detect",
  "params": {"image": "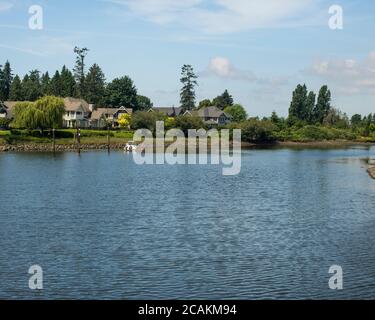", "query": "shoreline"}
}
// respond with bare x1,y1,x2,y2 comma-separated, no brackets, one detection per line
1,140,374,153
368,167,375,180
